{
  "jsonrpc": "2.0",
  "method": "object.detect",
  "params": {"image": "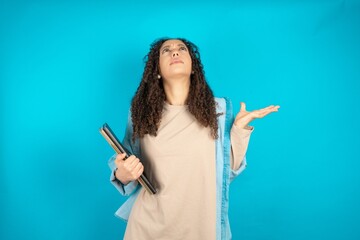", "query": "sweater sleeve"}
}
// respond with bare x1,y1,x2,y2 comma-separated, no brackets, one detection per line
230,124,254,171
